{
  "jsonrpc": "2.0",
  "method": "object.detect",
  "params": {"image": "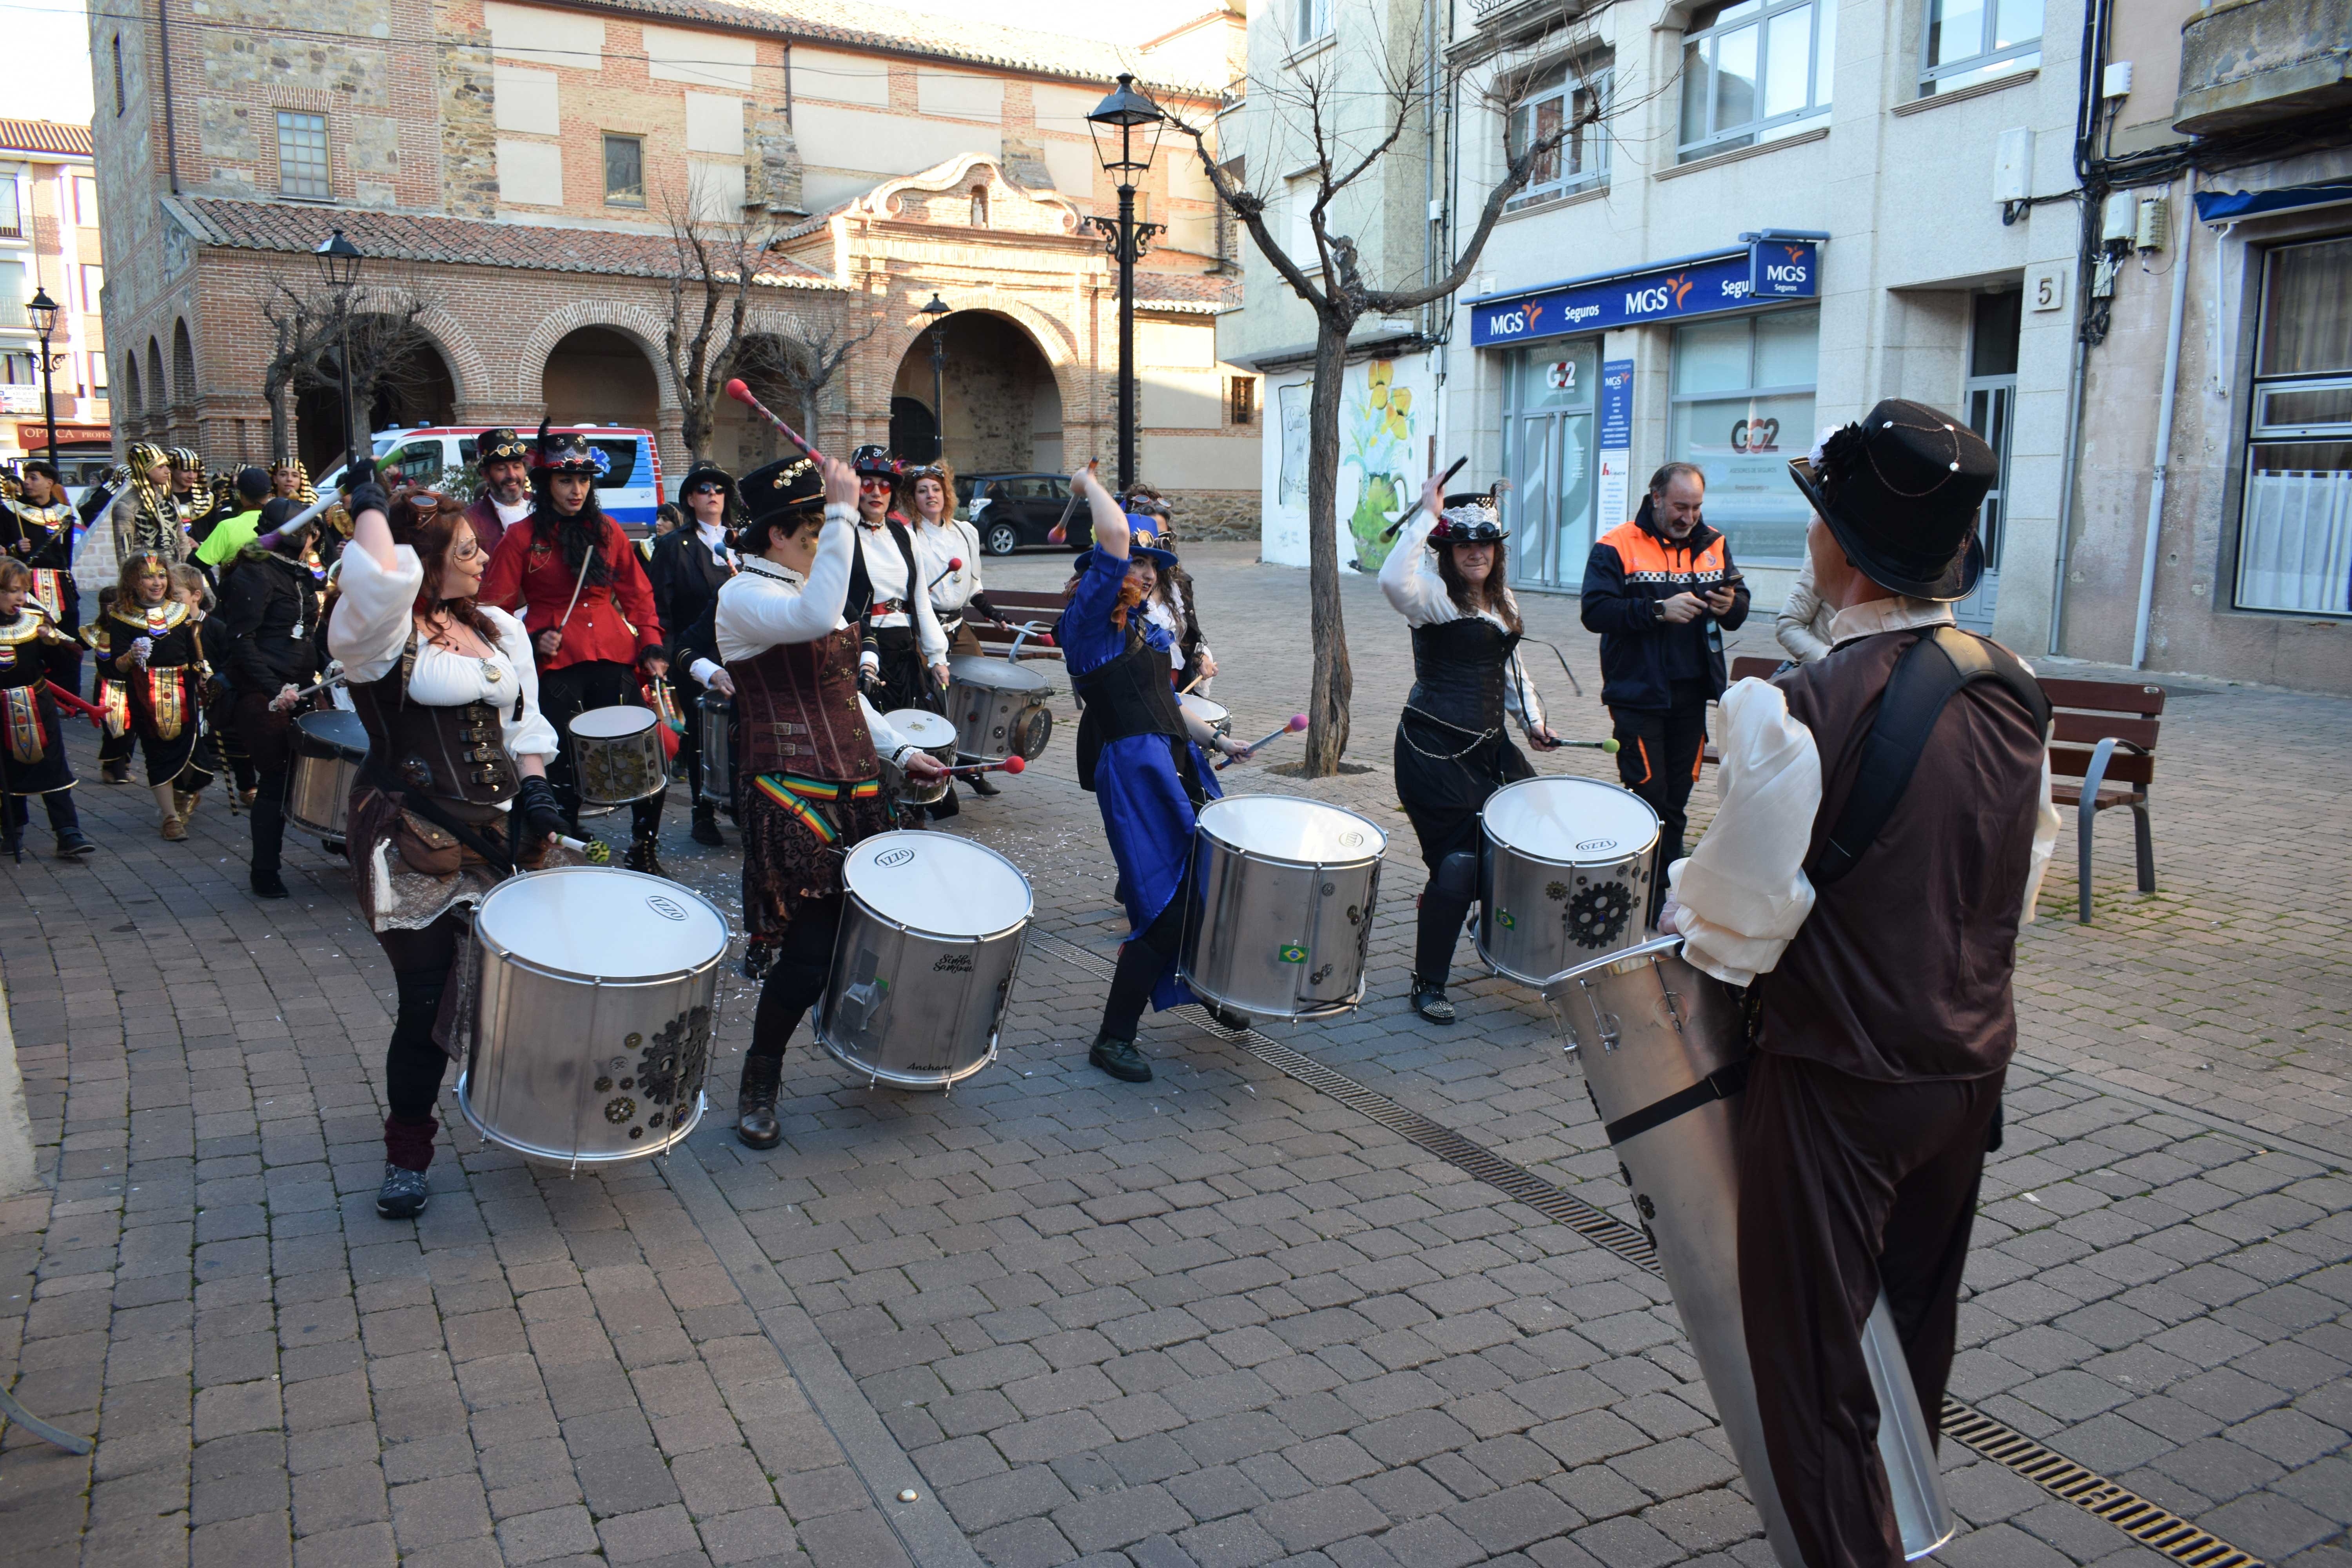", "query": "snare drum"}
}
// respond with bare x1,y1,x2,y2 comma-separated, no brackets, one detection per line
1181,796,1386,1020
882,708,958,808
946,653,1053,764
1178,693,1230,740
570,704,667,807
459,867,730,1165
817,832,1032,1089
287,709,368,838
697,692,735,806
1478,777,1660,987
